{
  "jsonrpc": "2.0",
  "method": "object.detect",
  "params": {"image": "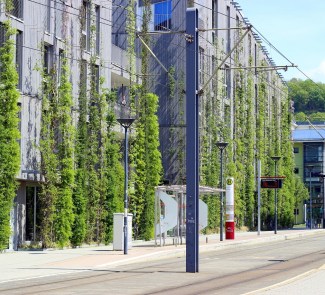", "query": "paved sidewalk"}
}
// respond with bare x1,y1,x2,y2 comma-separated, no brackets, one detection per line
0,229,324,284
